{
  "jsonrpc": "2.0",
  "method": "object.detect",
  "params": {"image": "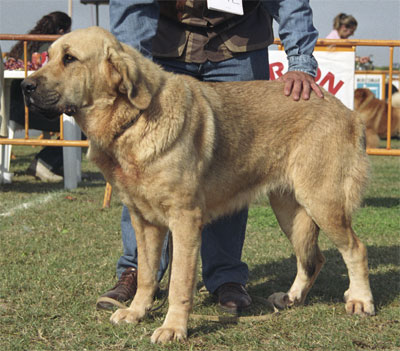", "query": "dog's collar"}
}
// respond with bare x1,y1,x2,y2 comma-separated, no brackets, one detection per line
113,110,144,141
